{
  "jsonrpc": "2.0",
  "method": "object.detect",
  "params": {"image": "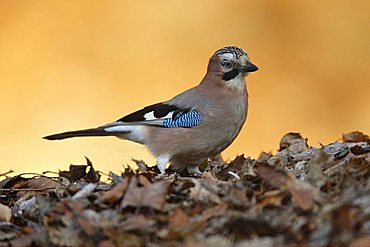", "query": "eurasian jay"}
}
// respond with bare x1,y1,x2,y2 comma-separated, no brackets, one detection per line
44,46,258,174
